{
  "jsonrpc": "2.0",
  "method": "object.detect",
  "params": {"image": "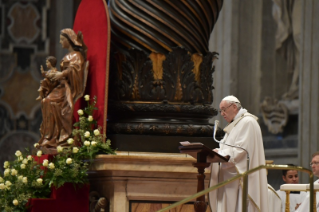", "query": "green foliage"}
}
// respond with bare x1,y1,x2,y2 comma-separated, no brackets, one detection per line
0,95,116,211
